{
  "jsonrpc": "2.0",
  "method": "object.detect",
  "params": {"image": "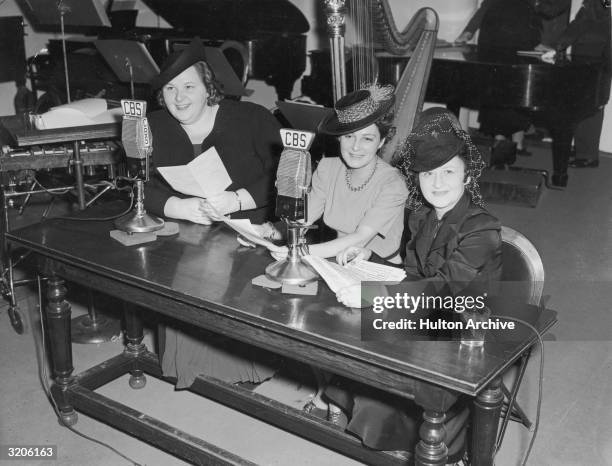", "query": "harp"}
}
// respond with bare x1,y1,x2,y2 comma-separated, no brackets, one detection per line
324,0,439,163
